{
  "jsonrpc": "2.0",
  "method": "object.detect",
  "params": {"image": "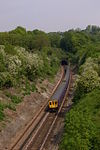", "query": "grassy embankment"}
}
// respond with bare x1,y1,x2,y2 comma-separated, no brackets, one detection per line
60,26,100,150
0,27,66,121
